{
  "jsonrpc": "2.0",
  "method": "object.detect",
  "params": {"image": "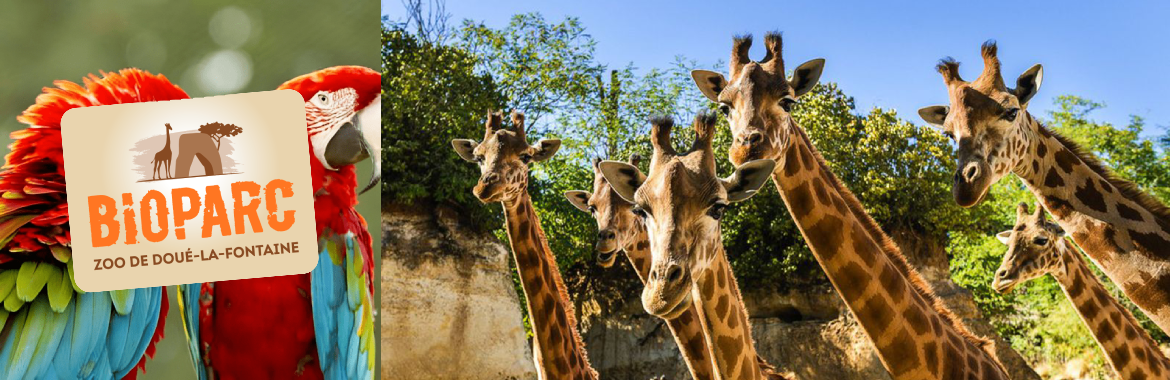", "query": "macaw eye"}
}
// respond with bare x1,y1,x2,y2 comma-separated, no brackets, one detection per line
1003,107,1020,122
314,92,330,107
1033,236,1049,246
779,97,797,112
719,103,731,116
708,203,728,220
